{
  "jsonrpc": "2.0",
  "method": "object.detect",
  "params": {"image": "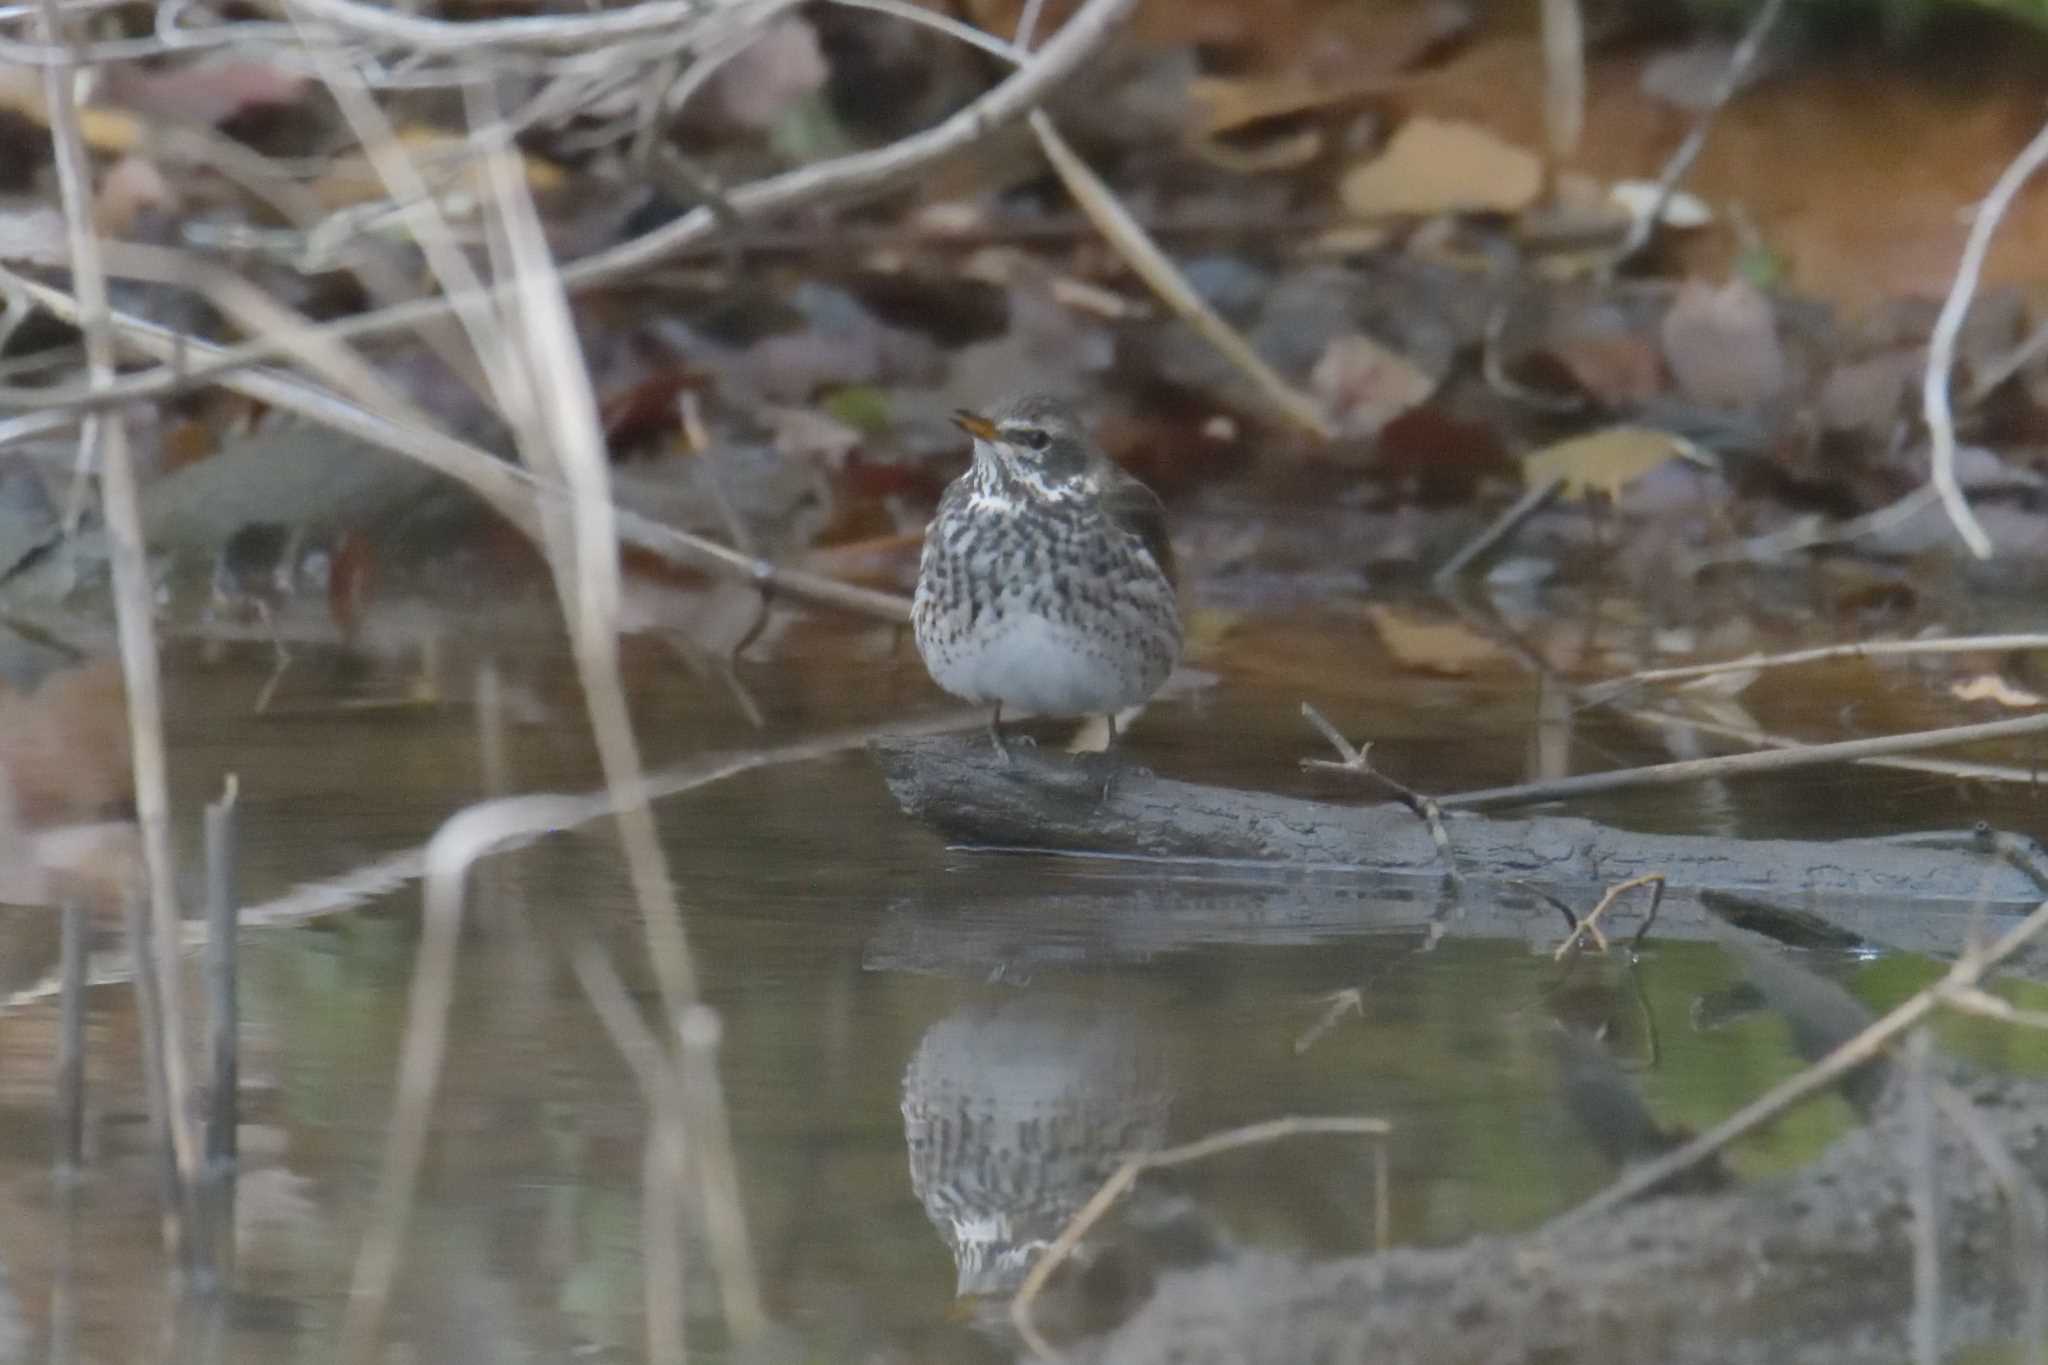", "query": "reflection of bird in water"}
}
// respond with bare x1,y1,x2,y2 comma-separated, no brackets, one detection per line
901,996,1172,1298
